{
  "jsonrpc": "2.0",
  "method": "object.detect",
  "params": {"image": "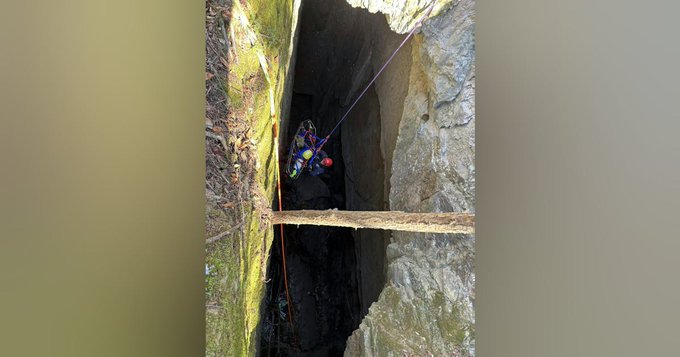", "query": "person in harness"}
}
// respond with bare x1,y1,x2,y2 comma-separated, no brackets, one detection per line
288,120,333,179
289,147,333,178
309,150,333,176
